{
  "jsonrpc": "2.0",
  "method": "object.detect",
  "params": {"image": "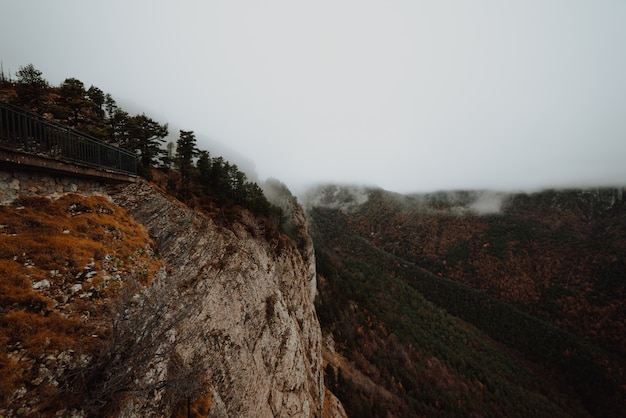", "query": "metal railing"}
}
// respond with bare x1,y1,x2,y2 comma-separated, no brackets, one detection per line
0,101,137,175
